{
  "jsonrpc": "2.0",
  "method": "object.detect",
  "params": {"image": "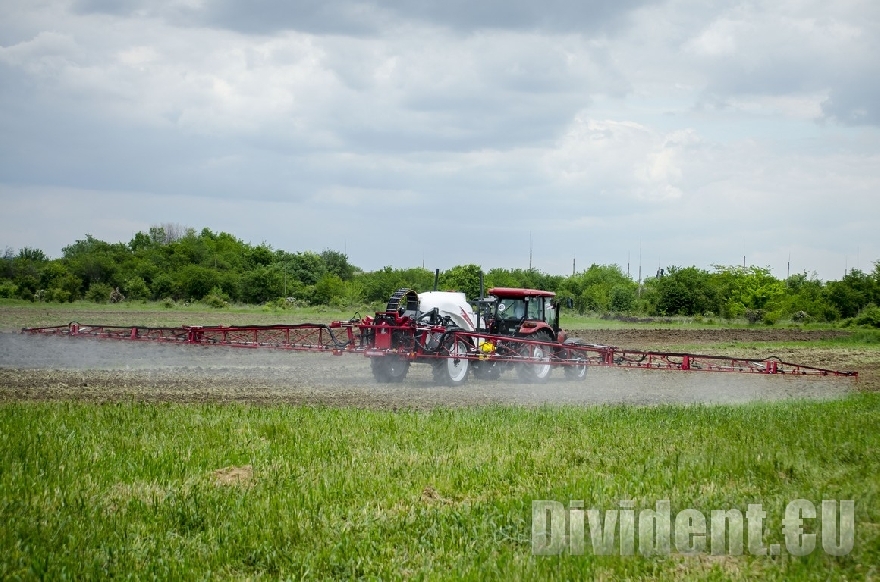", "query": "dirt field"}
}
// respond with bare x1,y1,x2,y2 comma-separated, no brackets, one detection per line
1,328,872,408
